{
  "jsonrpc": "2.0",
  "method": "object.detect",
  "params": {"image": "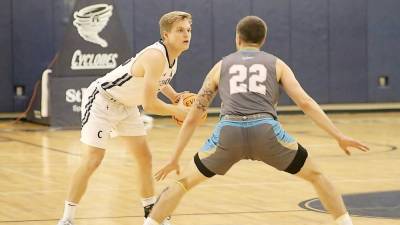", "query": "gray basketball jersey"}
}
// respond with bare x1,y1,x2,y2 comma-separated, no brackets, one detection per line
219,50,279,118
